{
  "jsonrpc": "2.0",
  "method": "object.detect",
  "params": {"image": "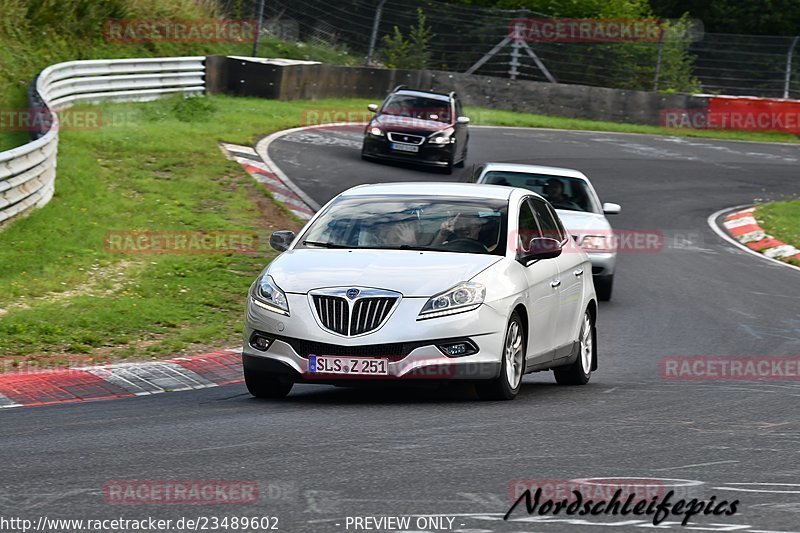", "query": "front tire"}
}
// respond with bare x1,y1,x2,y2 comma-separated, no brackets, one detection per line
476,312,525,401
553,309,595,385
244,366,293,399
594,274,613,301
